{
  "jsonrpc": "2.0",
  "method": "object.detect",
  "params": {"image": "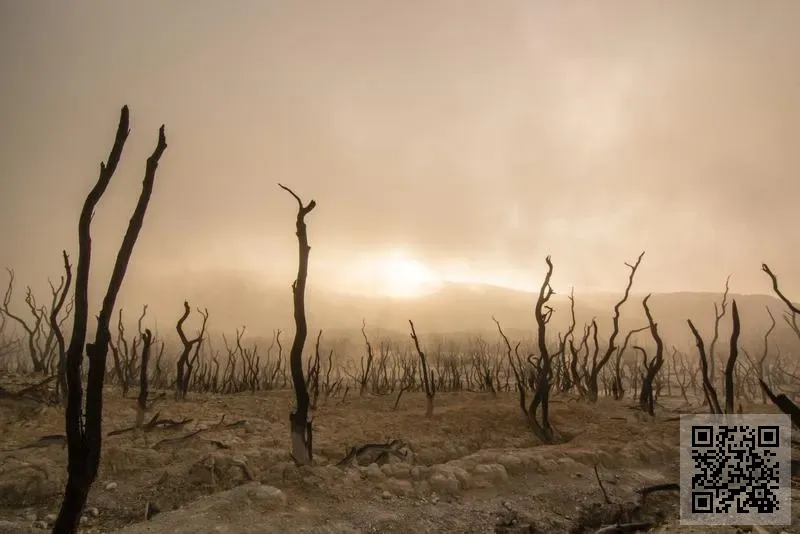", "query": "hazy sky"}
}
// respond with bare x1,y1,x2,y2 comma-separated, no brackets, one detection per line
2,0,799,303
